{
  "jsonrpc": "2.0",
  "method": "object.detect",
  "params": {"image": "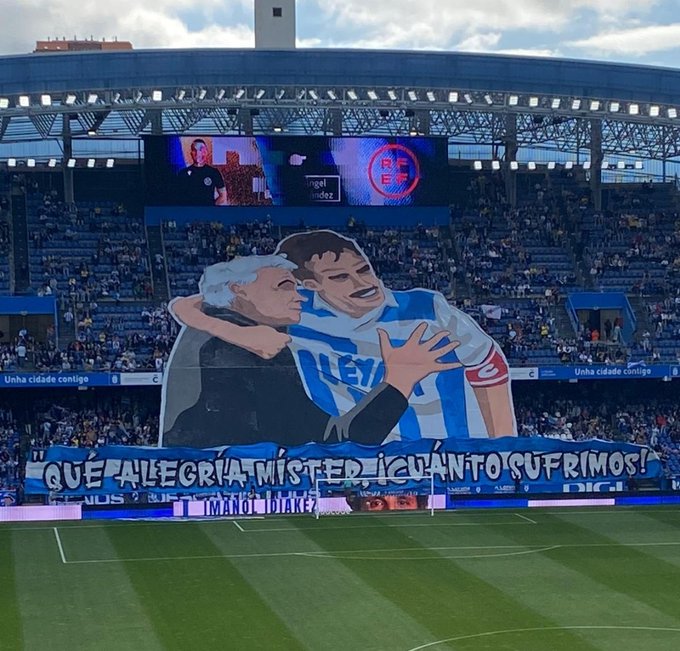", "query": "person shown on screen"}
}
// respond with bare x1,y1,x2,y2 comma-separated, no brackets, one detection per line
161,255,462,448
346,494,428,511
178,139,227,206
